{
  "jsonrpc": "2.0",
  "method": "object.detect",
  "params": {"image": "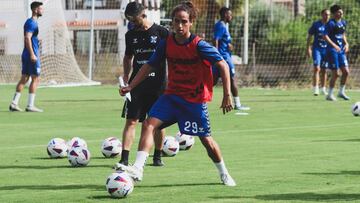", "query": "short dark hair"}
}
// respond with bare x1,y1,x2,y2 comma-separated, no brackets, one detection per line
330,4,341,14
321,9,329,15
219,7,231,18
125,1,145,19
30,1,43,11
